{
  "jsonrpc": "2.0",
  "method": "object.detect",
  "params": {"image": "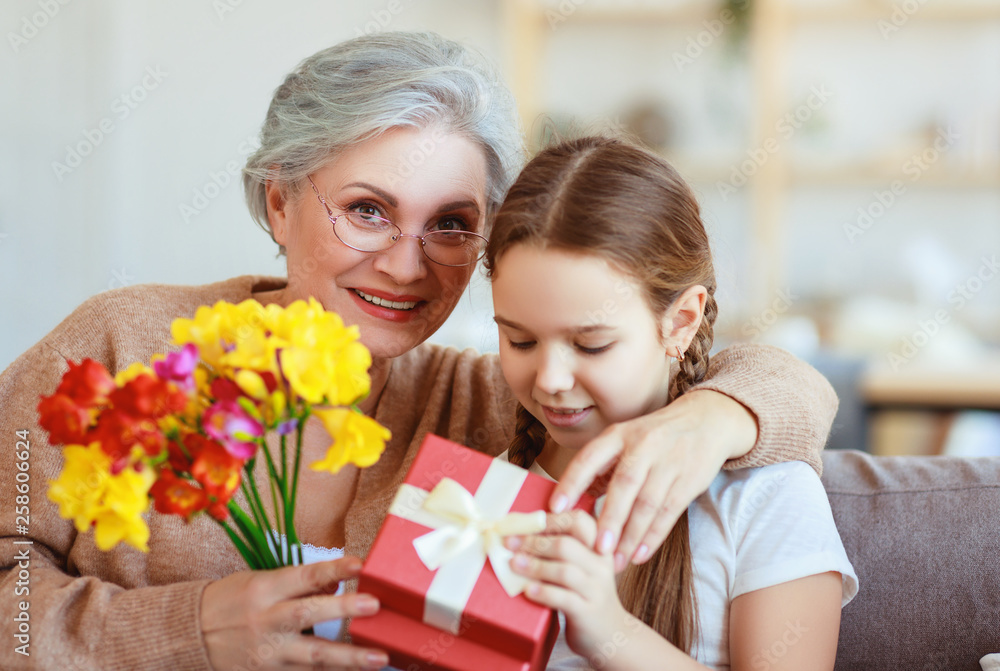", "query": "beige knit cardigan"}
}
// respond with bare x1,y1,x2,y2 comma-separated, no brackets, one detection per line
0,276,837,670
